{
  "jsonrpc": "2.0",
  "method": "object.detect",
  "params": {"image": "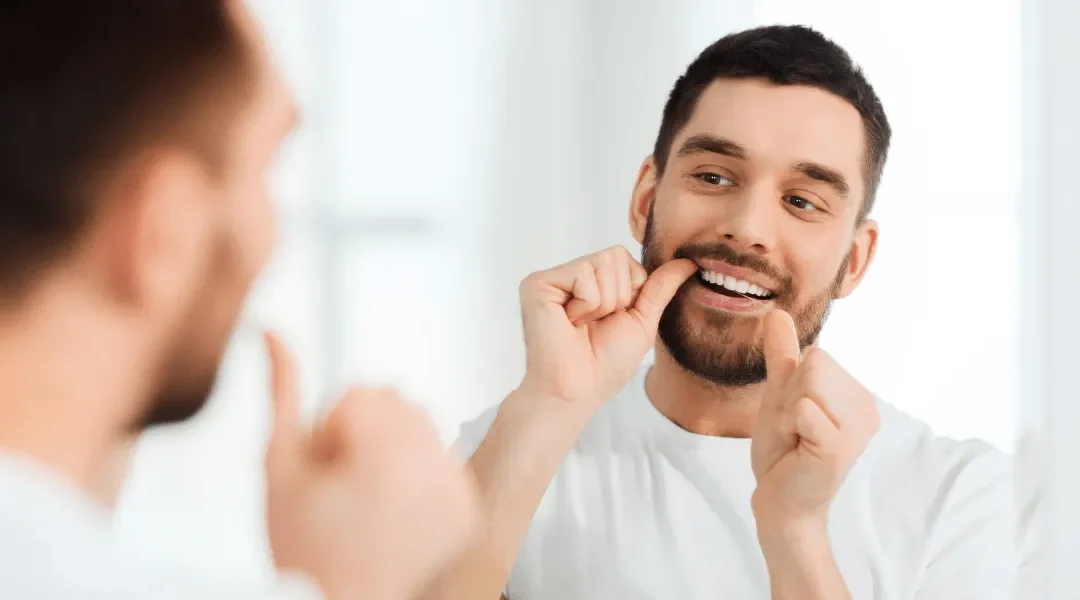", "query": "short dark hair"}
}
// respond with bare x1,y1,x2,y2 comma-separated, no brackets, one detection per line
653,25,891,221
0,1,252,303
